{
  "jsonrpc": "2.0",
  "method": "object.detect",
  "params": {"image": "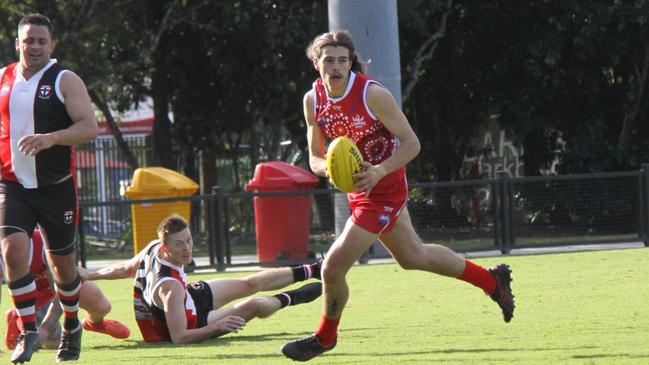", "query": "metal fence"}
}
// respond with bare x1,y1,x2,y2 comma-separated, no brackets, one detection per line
77,166,649,271
76,137,151,203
